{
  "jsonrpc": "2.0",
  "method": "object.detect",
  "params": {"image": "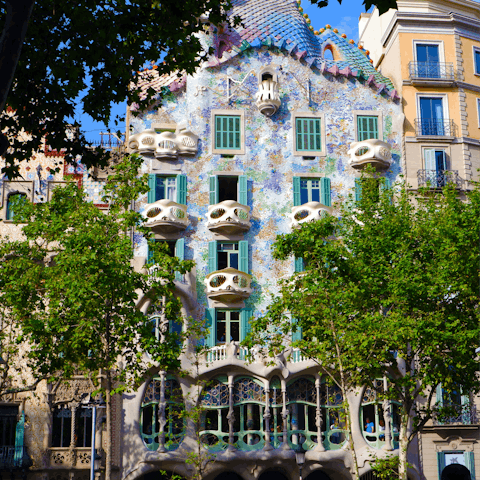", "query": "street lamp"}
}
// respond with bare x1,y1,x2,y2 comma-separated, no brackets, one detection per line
295,445,306,480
